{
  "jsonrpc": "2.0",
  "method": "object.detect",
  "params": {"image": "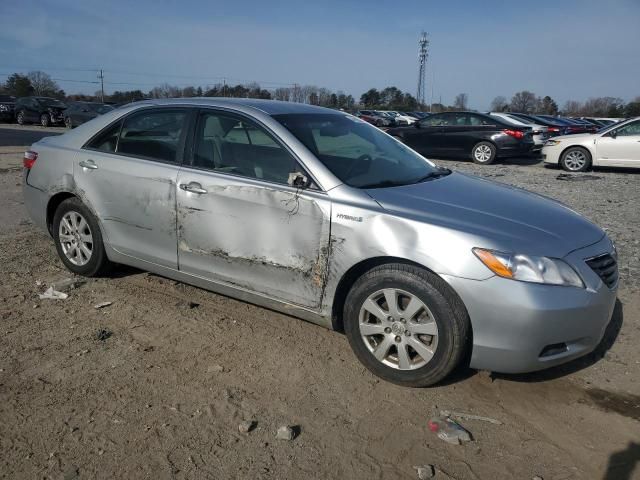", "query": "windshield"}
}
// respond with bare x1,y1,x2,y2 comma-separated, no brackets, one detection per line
36,98,66,108
273,113,446,189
